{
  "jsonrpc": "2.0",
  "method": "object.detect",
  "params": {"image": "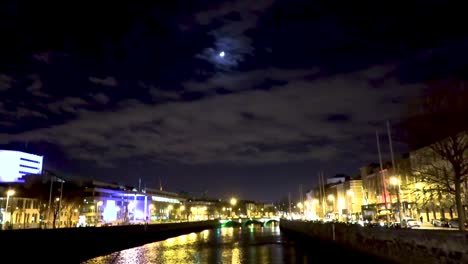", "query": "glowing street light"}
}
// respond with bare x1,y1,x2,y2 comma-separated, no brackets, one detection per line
390,177,400,186
180,205,185,211
230,198,237,206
